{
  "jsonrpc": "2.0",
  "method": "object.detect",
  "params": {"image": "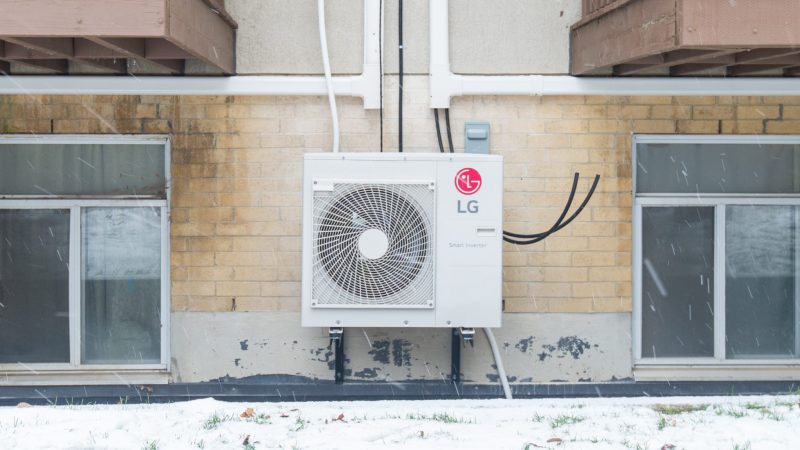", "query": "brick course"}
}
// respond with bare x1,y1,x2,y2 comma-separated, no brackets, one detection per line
3,77,800,314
